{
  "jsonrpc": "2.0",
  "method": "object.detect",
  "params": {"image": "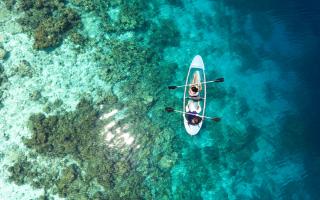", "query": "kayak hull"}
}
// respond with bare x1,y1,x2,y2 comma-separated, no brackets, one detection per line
183,55,206,135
